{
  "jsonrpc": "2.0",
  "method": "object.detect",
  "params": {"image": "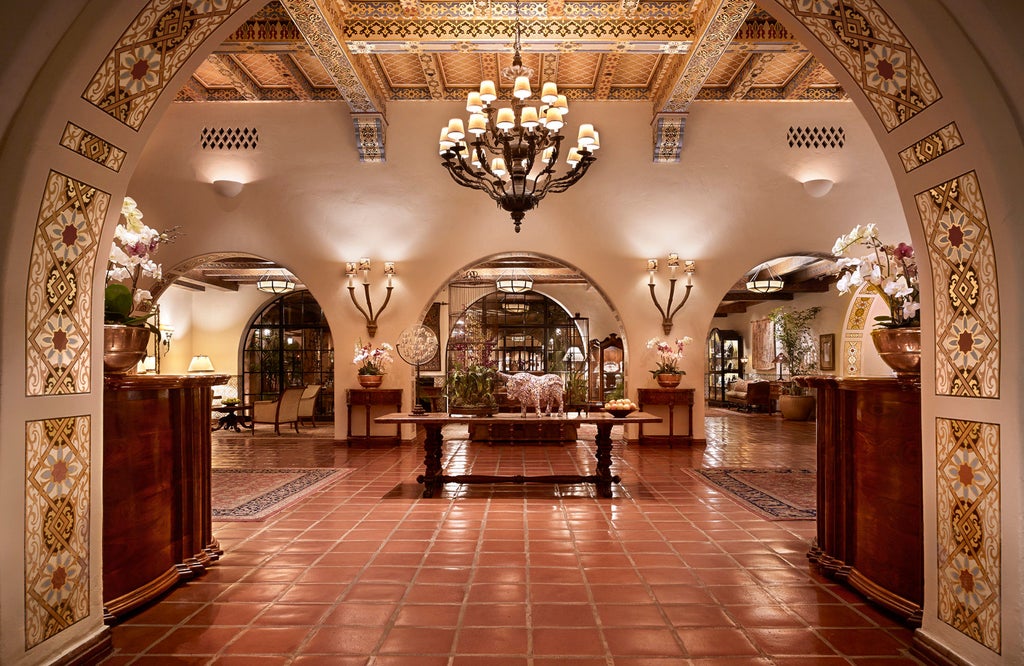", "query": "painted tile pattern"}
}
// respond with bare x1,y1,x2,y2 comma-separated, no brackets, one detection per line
841,294,872,375
59,123,127,172
899,122,964,173
936,418,1001,654
24,417,92,649
26,172,111,396
776,0,940,130
82,0,246,130
917,171,1000,398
